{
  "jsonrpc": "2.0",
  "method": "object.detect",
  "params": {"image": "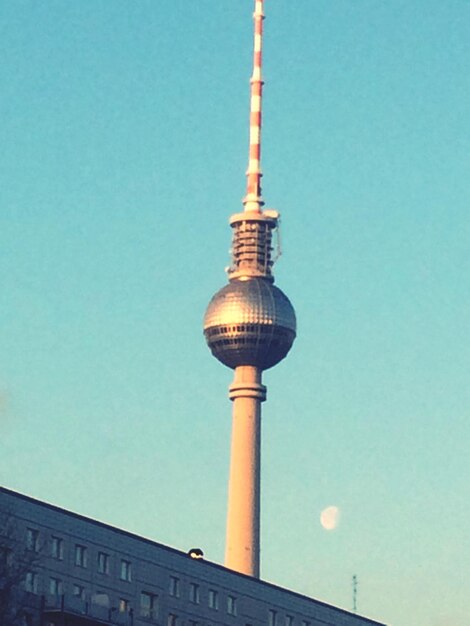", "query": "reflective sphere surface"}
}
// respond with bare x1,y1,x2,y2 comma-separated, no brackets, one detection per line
204,277,296,370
